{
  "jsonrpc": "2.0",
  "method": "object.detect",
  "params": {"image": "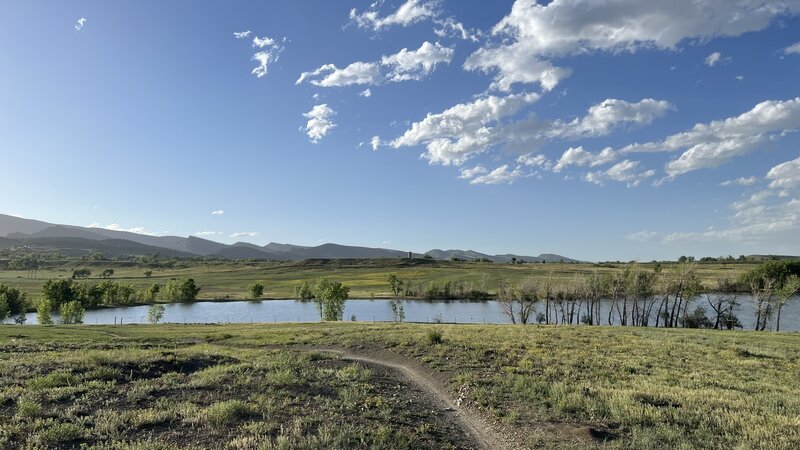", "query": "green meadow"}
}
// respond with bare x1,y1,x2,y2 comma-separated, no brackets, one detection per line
1,323,798,449
0,259,759,301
